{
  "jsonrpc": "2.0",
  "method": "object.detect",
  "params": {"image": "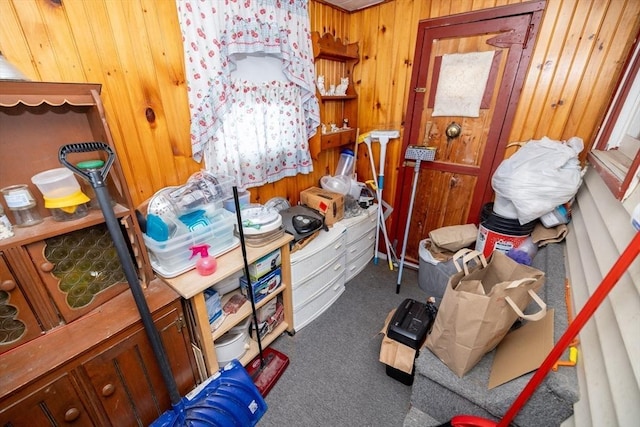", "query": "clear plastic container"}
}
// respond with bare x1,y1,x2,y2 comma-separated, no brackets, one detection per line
31,168,82,199
1,184,43,227
143,208,239,278
335,149,355,177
